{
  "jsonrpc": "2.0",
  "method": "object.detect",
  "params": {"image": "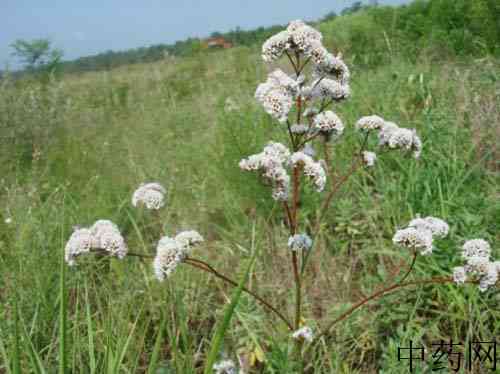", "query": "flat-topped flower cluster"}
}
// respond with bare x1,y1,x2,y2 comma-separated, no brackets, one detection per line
239,142,326,201
392,216,449,255
153,230,204,281
356,115,422,159
65,220,128,266
454,239,499,292
65,182,204,280
257,20,350,125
